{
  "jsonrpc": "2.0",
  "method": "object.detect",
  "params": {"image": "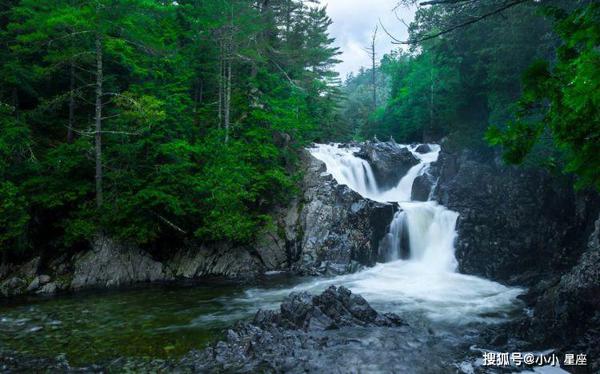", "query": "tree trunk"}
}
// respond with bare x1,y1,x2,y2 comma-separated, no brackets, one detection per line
95,34,103,208
224,59,232,143
218,40,223,129
368,26,378,110
67,59,75,143
193,77,203,127
372,53,377,109
428,66,434,142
